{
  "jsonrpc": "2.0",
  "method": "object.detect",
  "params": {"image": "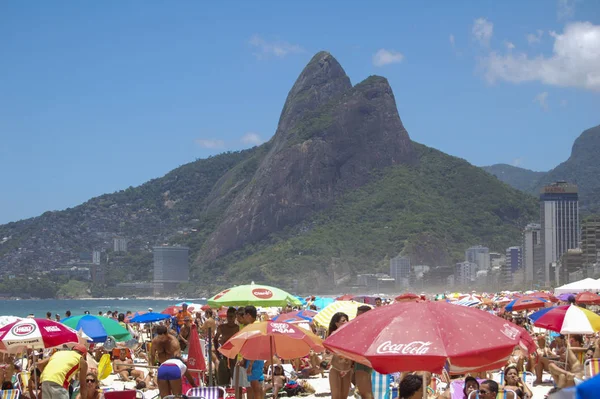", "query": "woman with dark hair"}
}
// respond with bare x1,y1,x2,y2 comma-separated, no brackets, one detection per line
502,365,532,399
328,312,353,399
75,373,103,399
